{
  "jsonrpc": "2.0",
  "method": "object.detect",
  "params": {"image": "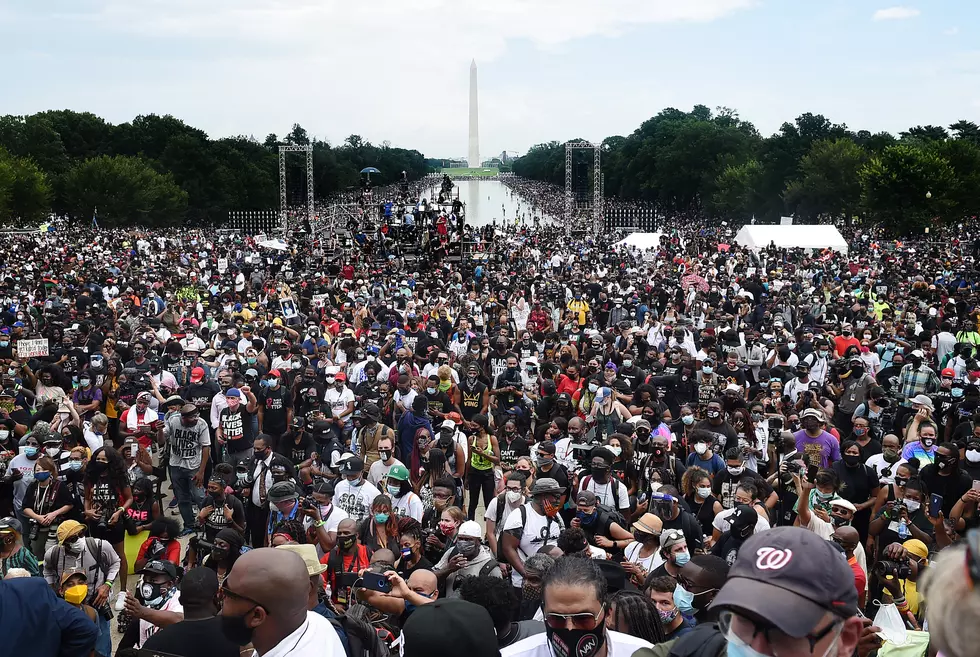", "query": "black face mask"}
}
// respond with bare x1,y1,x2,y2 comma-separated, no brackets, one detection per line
339,535,356,551
221,609,257,646
545,613,607,657
843,454,861,468
591,467,610,483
